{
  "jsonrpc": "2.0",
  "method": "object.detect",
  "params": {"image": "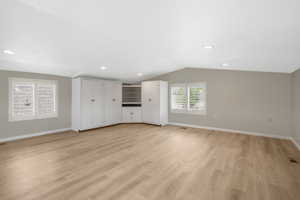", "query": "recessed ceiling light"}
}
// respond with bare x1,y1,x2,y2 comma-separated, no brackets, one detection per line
203,45,214,49
3,49,15,55
100,66,107,70
222,63,230,67
137,73,143,77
